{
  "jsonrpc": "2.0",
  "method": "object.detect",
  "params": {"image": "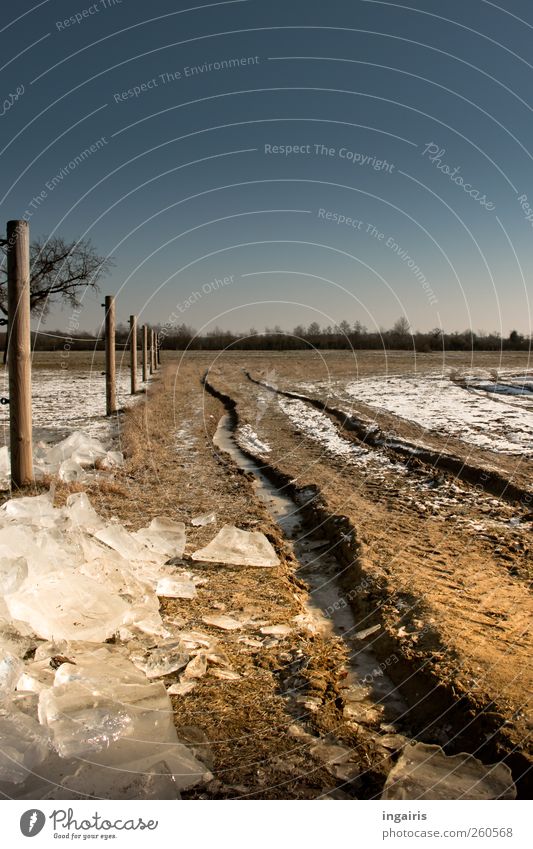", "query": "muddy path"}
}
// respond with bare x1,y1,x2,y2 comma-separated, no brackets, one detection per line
96,358,426,799
204,365,532,796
